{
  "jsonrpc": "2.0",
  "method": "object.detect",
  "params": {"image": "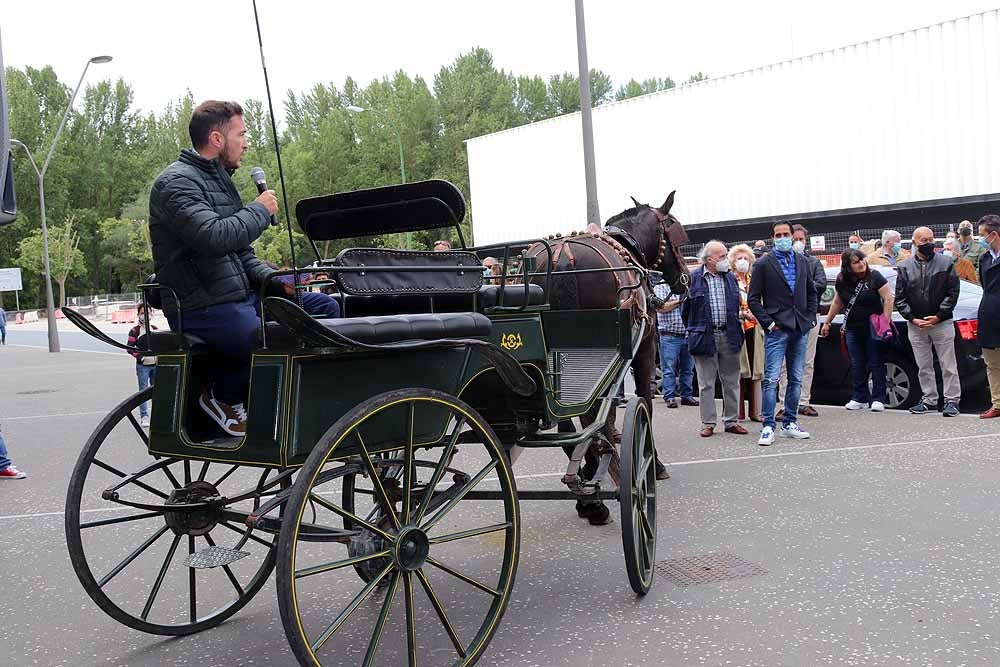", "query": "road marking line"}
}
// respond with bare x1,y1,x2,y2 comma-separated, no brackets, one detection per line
7,344,123,356
4,410,108,421
669,432,999,466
